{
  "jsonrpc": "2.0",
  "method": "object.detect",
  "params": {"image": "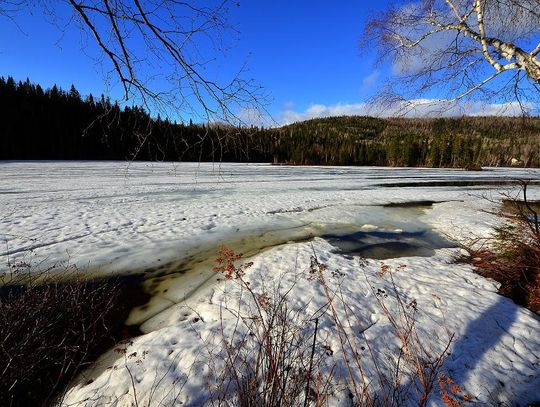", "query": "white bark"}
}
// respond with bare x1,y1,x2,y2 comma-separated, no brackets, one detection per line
367,0,540,111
